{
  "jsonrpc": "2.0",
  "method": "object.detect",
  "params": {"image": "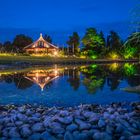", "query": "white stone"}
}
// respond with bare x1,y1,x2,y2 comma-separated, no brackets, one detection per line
58,116,73,125
20,125,32,138
28,133,42,140
64,131,74,140
15,121,23,126
41,131,57,140
83,111,95,118
49,122,62,128
98,119,106,128
8,127,20,138
103,112,110,119
18,107,25,113
52,126,65,134
32,123,44,132
66,124,78,132
43,117,52,127
93,132,112,140
130,135,140,140
75,119,91,130
59,110,69,117
16,113,27,122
